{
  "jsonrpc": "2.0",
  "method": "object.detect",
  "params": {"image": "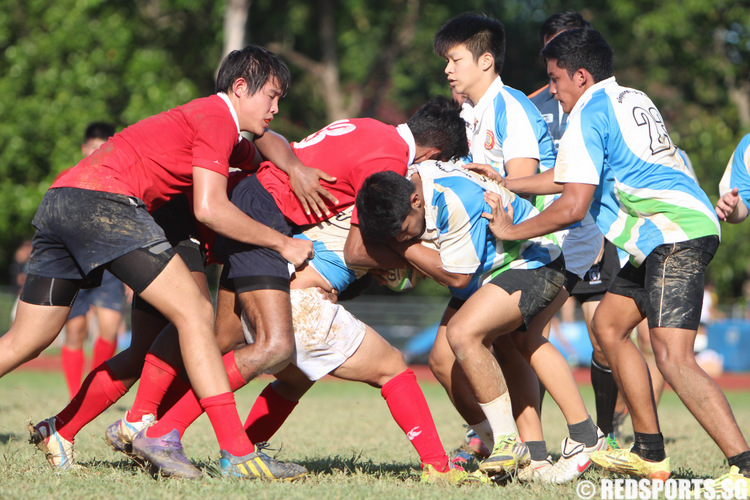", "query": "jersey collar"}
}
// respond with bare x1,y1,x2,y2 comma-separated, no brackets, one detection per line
217,92,242,141
396,123,416,165
569,76,617,117
468,75,504,115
